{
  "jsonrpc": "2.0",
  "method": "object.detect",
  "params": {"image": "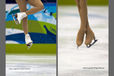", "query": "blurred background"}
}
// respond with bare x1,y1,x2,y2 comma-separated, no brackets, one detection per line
6,0,56,3
58,0,108,6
